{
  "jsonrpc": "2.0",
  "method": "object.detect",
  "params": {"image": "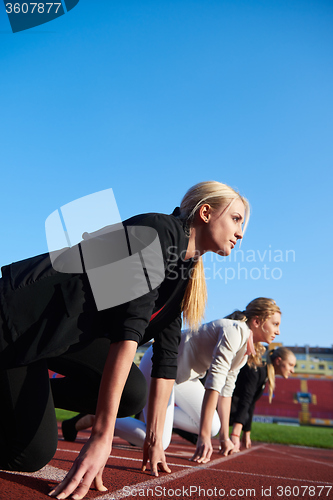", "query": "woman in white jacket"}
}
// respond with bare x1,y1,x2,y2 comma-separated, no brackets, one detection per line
116,297,280,463
115,315,255,451
65,298,281,464
190,297,281,462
